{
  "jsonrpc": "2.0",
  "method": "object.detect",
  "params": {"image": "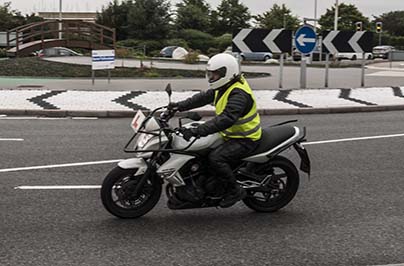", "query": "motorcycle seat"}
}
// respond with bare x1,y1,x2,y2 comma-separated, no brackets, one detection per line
246,125,296,157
